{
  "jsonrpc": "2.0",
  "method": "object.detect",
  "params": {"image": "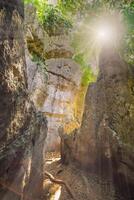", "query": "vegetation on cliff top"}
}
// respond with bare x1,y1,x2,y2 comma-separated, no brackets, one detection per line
41,5,72,36
24,0,134,85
